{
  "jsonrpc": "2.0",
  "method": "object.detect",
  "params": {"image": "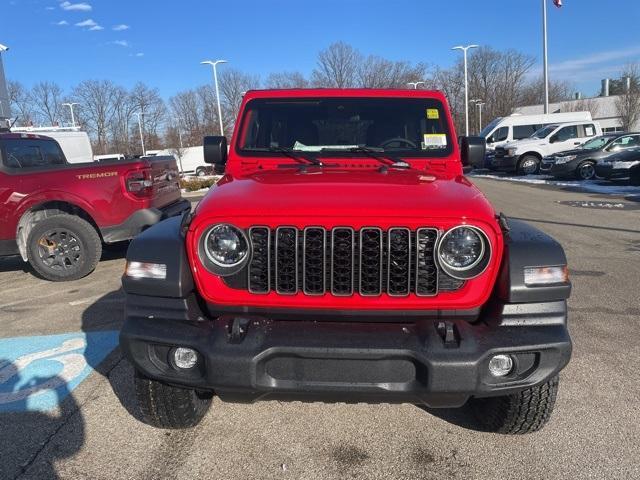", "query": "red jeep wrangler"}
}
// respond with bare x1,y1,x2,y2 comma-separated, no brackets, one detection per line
120,89,572,434
0,132,190,281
